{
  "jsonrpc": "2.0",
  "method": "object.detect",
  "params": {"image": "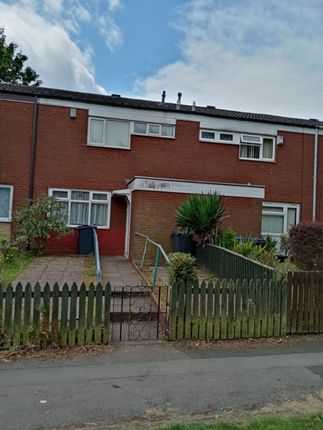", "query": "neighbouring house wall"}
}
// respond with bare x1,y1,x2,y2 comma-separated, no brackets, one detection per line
129,190,262,263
